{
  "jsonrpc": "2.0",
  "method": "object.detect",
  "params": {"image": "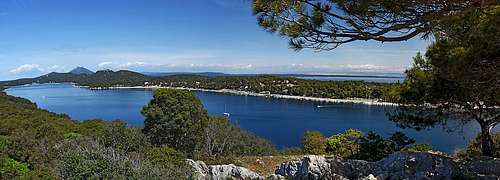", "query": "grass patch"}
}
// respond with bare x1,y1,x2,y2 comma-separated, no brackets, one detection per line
235,155,302,176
